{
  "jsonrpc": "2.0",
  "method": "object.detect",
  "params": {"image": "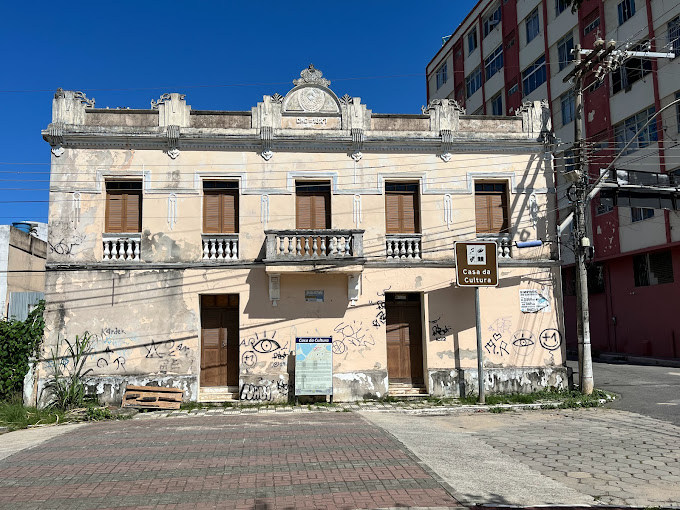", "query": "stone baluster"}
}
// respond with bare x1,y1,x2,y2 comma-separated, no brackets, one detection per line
203,241,209,259
112,241,119,259
296,237,302,256
304,238,310,256
330,236,337,255
280,236,285,256
413,240,420,259
386,240,393,258
320,237,326,257
125,240,133,260
344,237,351,257
103,241,111,260
312,237,318,258
217,240,224,259
407,240,414,258
210,240,217,259
133,240,140,260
